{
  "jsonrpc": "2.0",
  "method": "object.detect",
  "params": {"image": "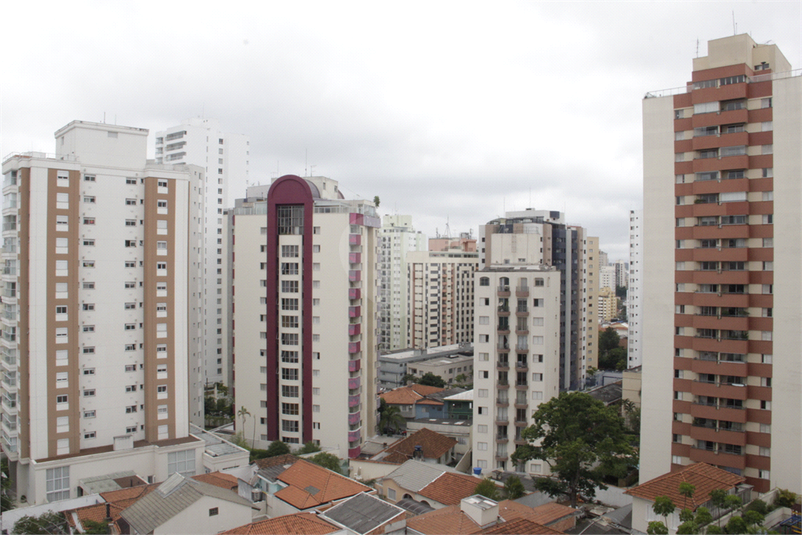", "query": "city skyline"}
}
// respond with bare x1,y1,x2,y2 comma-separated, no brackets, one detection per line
3,2,800,261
